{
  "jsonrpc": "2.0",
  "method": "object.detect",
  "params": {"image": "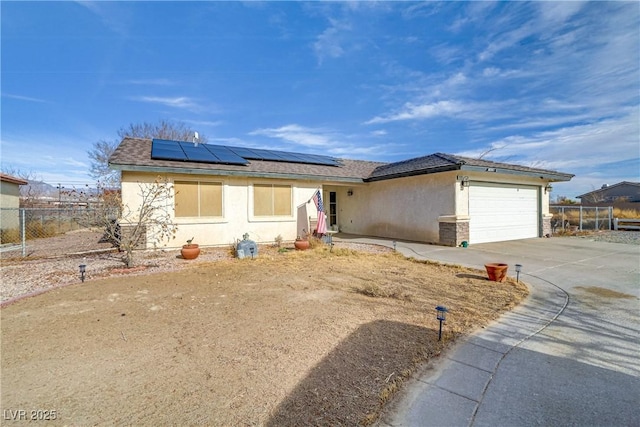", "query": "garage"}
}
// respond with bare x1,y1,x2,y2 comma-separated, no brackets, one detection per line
469,183,539,244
